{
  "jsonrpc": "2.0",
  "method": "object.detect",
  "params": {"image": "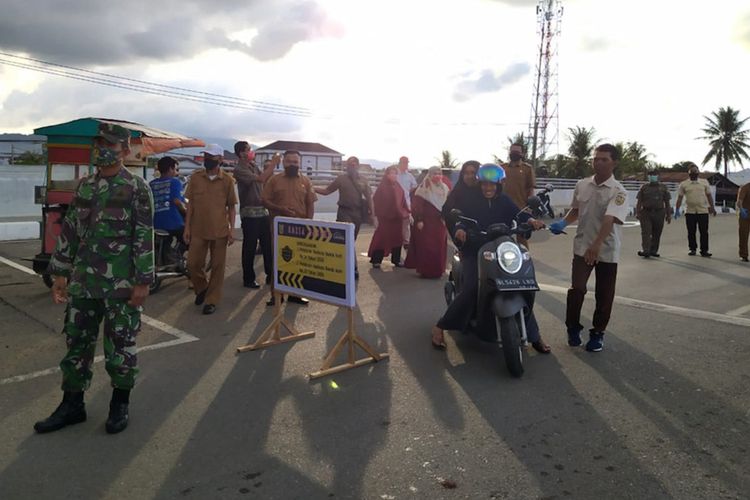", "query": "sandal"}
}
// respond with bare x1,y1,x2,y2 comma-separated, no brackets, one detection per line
431,327,447,350
531,340,552,354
